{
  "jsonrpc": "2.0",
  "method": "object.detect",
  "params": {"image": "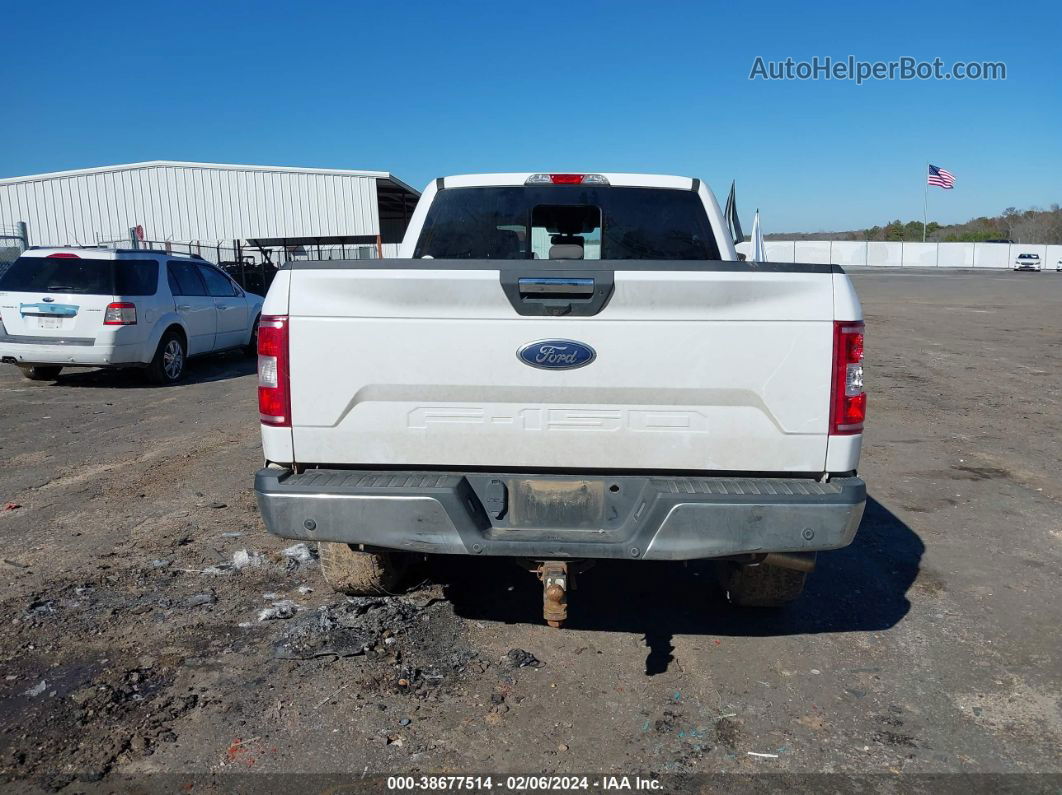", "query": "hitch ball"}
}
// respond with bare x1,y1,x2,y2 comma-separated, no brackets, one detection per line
539,561,569,628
